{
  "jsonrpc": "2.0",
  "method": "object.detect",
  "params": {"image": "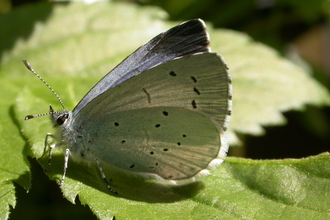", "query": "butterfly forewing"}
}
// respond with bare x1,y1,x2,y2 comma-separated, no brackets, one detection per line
73,19,210,114
75,53,230,130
